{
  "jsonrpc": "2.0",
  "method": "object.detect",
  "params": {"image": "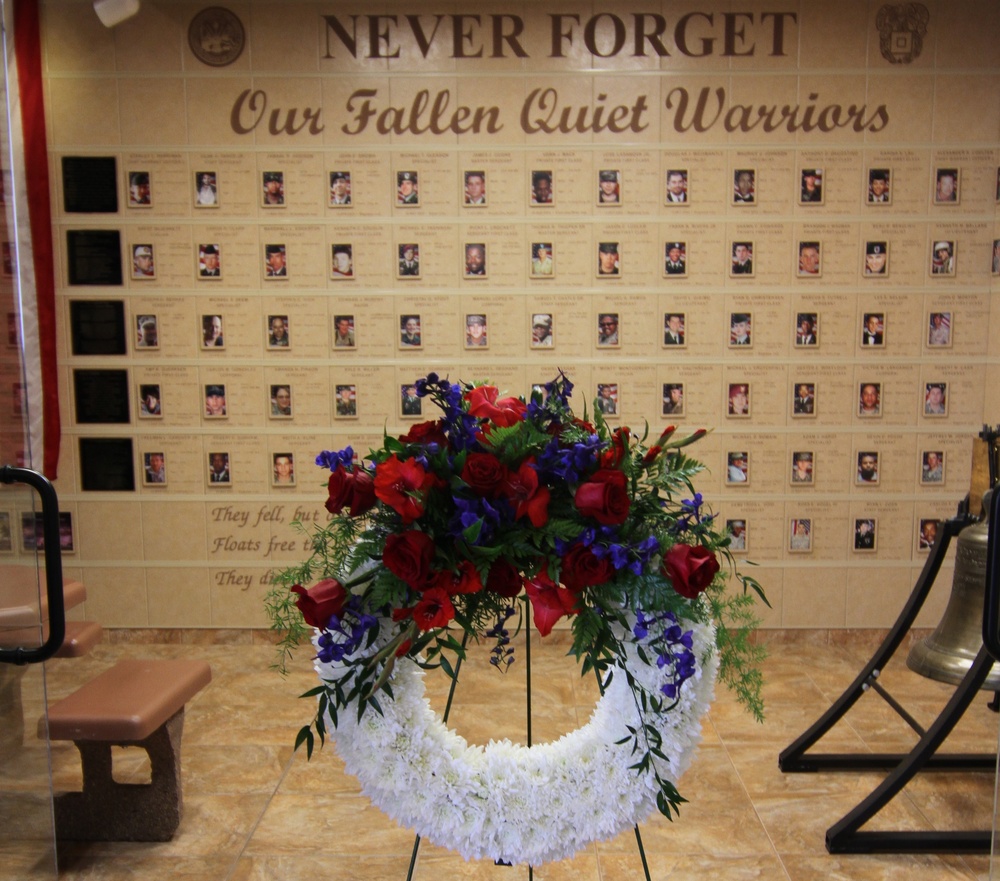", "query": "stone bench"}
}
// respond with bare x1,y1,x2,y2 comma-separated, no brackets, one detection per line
43,658,212,841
